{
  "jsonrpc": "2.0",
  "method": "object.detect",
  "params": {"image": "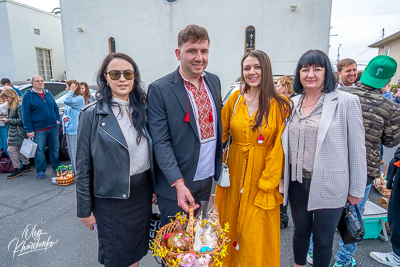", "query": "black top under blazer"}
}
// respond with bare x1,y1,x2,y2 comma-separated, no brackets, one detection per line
147,68,223,201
